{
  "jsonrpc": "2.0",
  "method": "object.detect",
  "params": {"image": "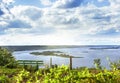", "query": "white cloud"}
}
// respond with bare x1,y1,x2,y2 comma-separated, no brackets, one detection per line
1,33,120,45
9,5,120,32
40,0,53,6
0,31,82,45
1,0,120,45
52,0,82,8
0,21,8,26
0,0,14,20
109,0,120,7
2,0,14,4
98,0,105,2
